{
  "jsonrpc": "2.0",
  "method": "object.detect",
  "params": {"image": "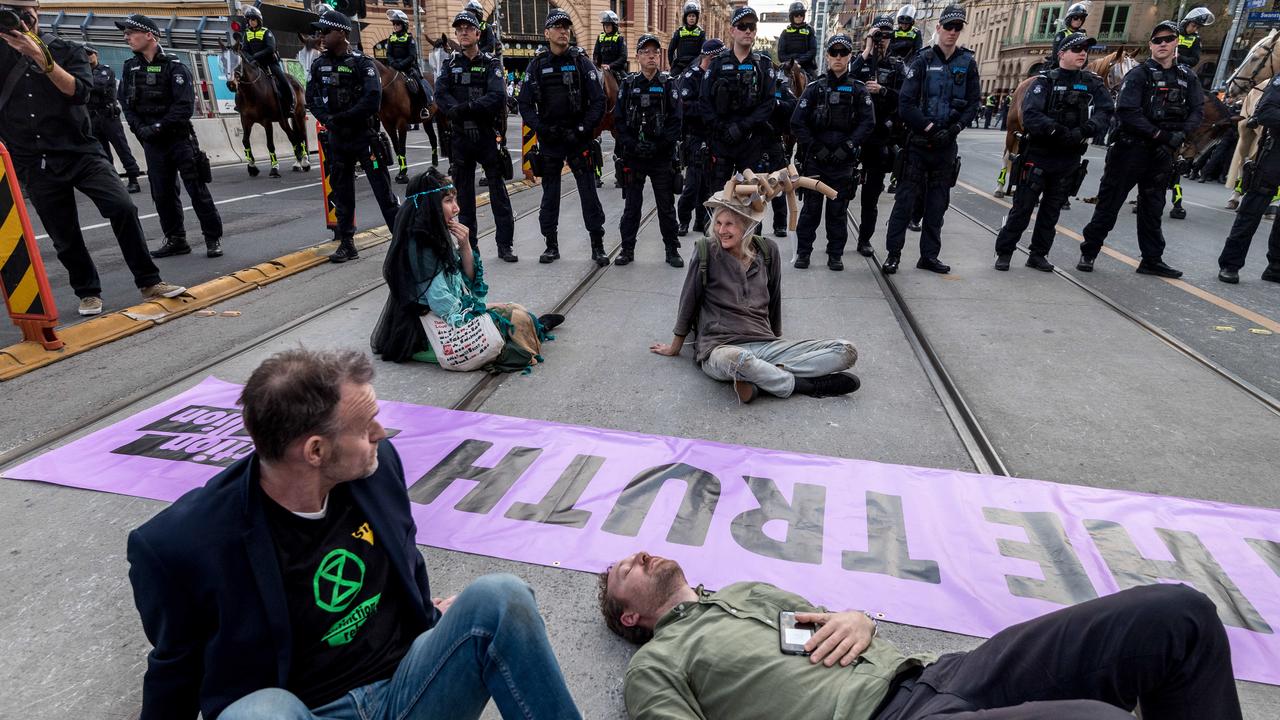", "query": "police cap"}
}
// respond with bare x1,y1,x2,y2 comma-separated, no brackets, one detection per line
1150,20,1179,39
452,11,481,29
938,5,967,26
825,34,854,52
1058,32,1096,53
700,38,725,55
637,34,661,52
311,9,353,33
545,8,572,29
730,6,758,25
114,14,161,35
